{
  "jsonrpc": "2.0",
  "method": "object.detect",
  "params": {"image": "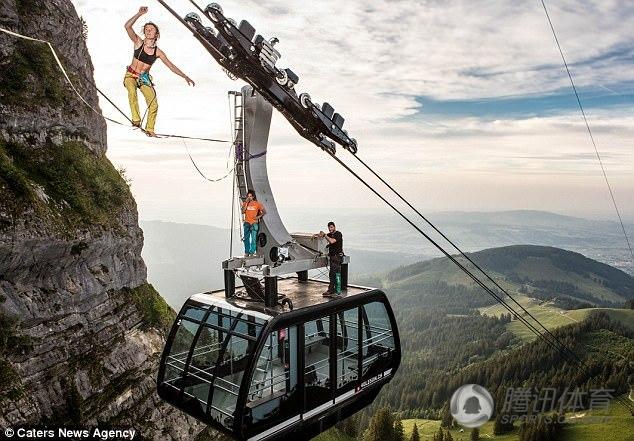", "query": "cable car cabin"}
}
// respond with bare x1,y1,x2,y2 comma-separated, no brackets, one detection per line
157,277,400,441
